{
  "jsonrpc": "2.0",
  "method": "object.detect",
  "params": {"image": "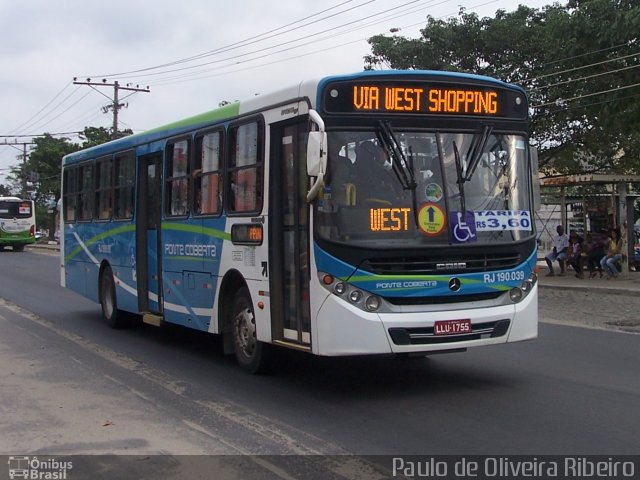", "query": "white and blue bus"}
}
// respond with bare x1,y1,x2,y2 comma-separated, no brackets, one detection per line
61,70,538,372
0,196,37,251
